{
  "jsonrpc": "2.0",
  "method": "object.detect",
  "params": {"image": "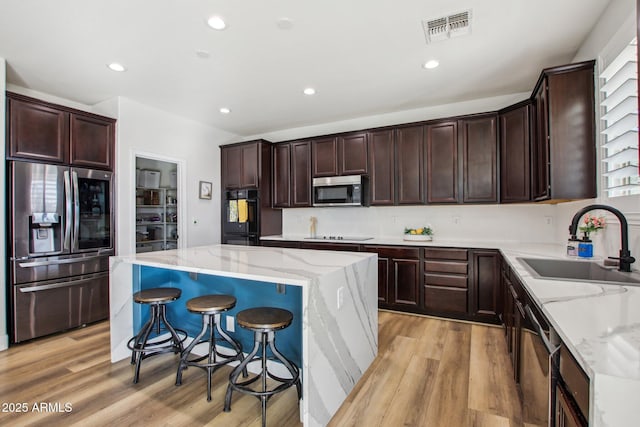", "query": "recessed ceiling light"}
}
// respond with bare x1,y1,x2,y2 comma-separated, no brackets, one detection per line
207,15,226,30
303,87,316,96
423,60,440,69
219,107,231,114
195,50,211,59
107,62,126,72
